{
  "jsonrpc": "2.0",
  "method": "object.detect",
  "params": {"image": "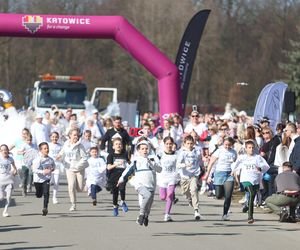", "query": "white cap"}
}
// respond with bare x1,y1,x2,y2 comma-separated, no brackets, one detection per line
92,109,99,114
136,140,149,148
238,111,247,117
220,113,233,120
